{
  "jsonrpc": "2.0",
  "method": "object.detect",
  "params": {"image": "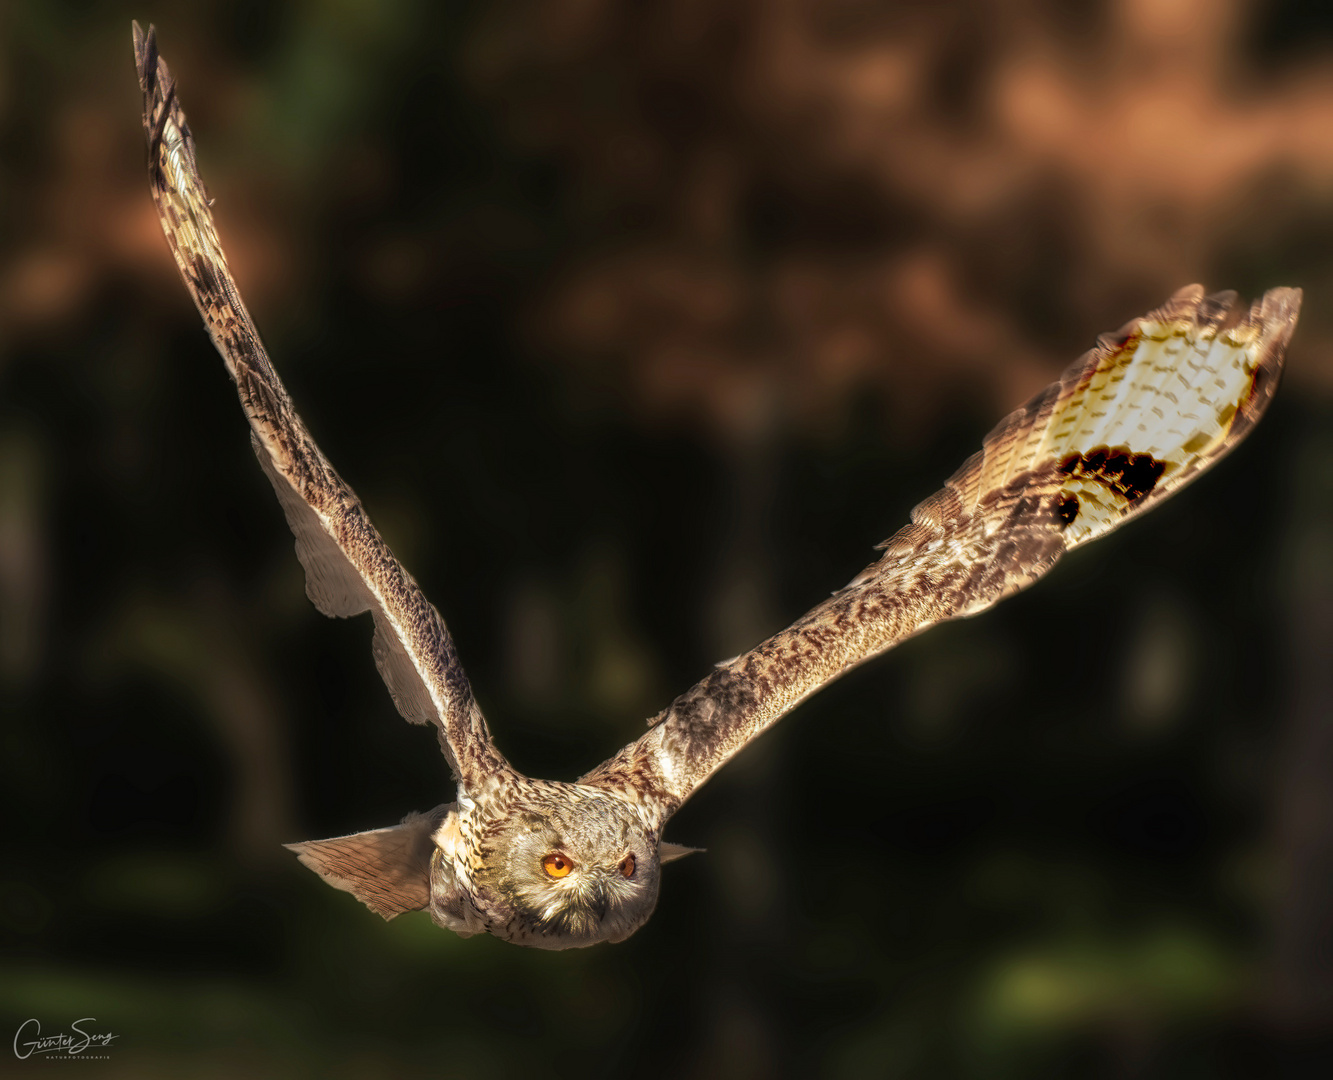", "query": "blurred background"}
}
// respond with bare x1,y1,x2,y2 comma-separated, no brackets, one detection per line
2,0,1332,1075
